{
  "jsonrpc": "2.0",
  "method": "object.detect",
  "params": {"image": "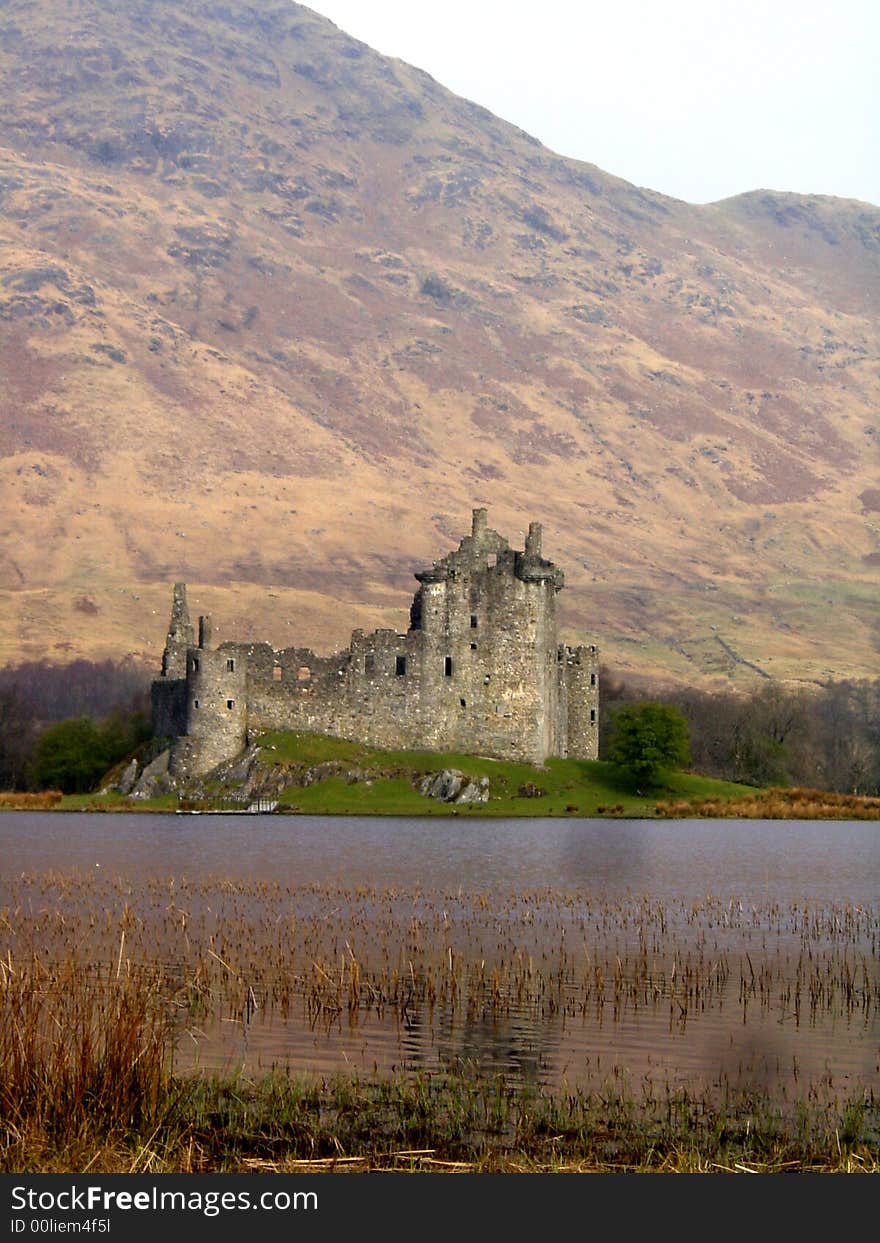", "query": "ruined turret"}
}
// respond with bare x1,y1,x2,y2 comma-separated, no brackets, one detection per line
516,519,564,587
161,583,194,678
152,582,194,739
